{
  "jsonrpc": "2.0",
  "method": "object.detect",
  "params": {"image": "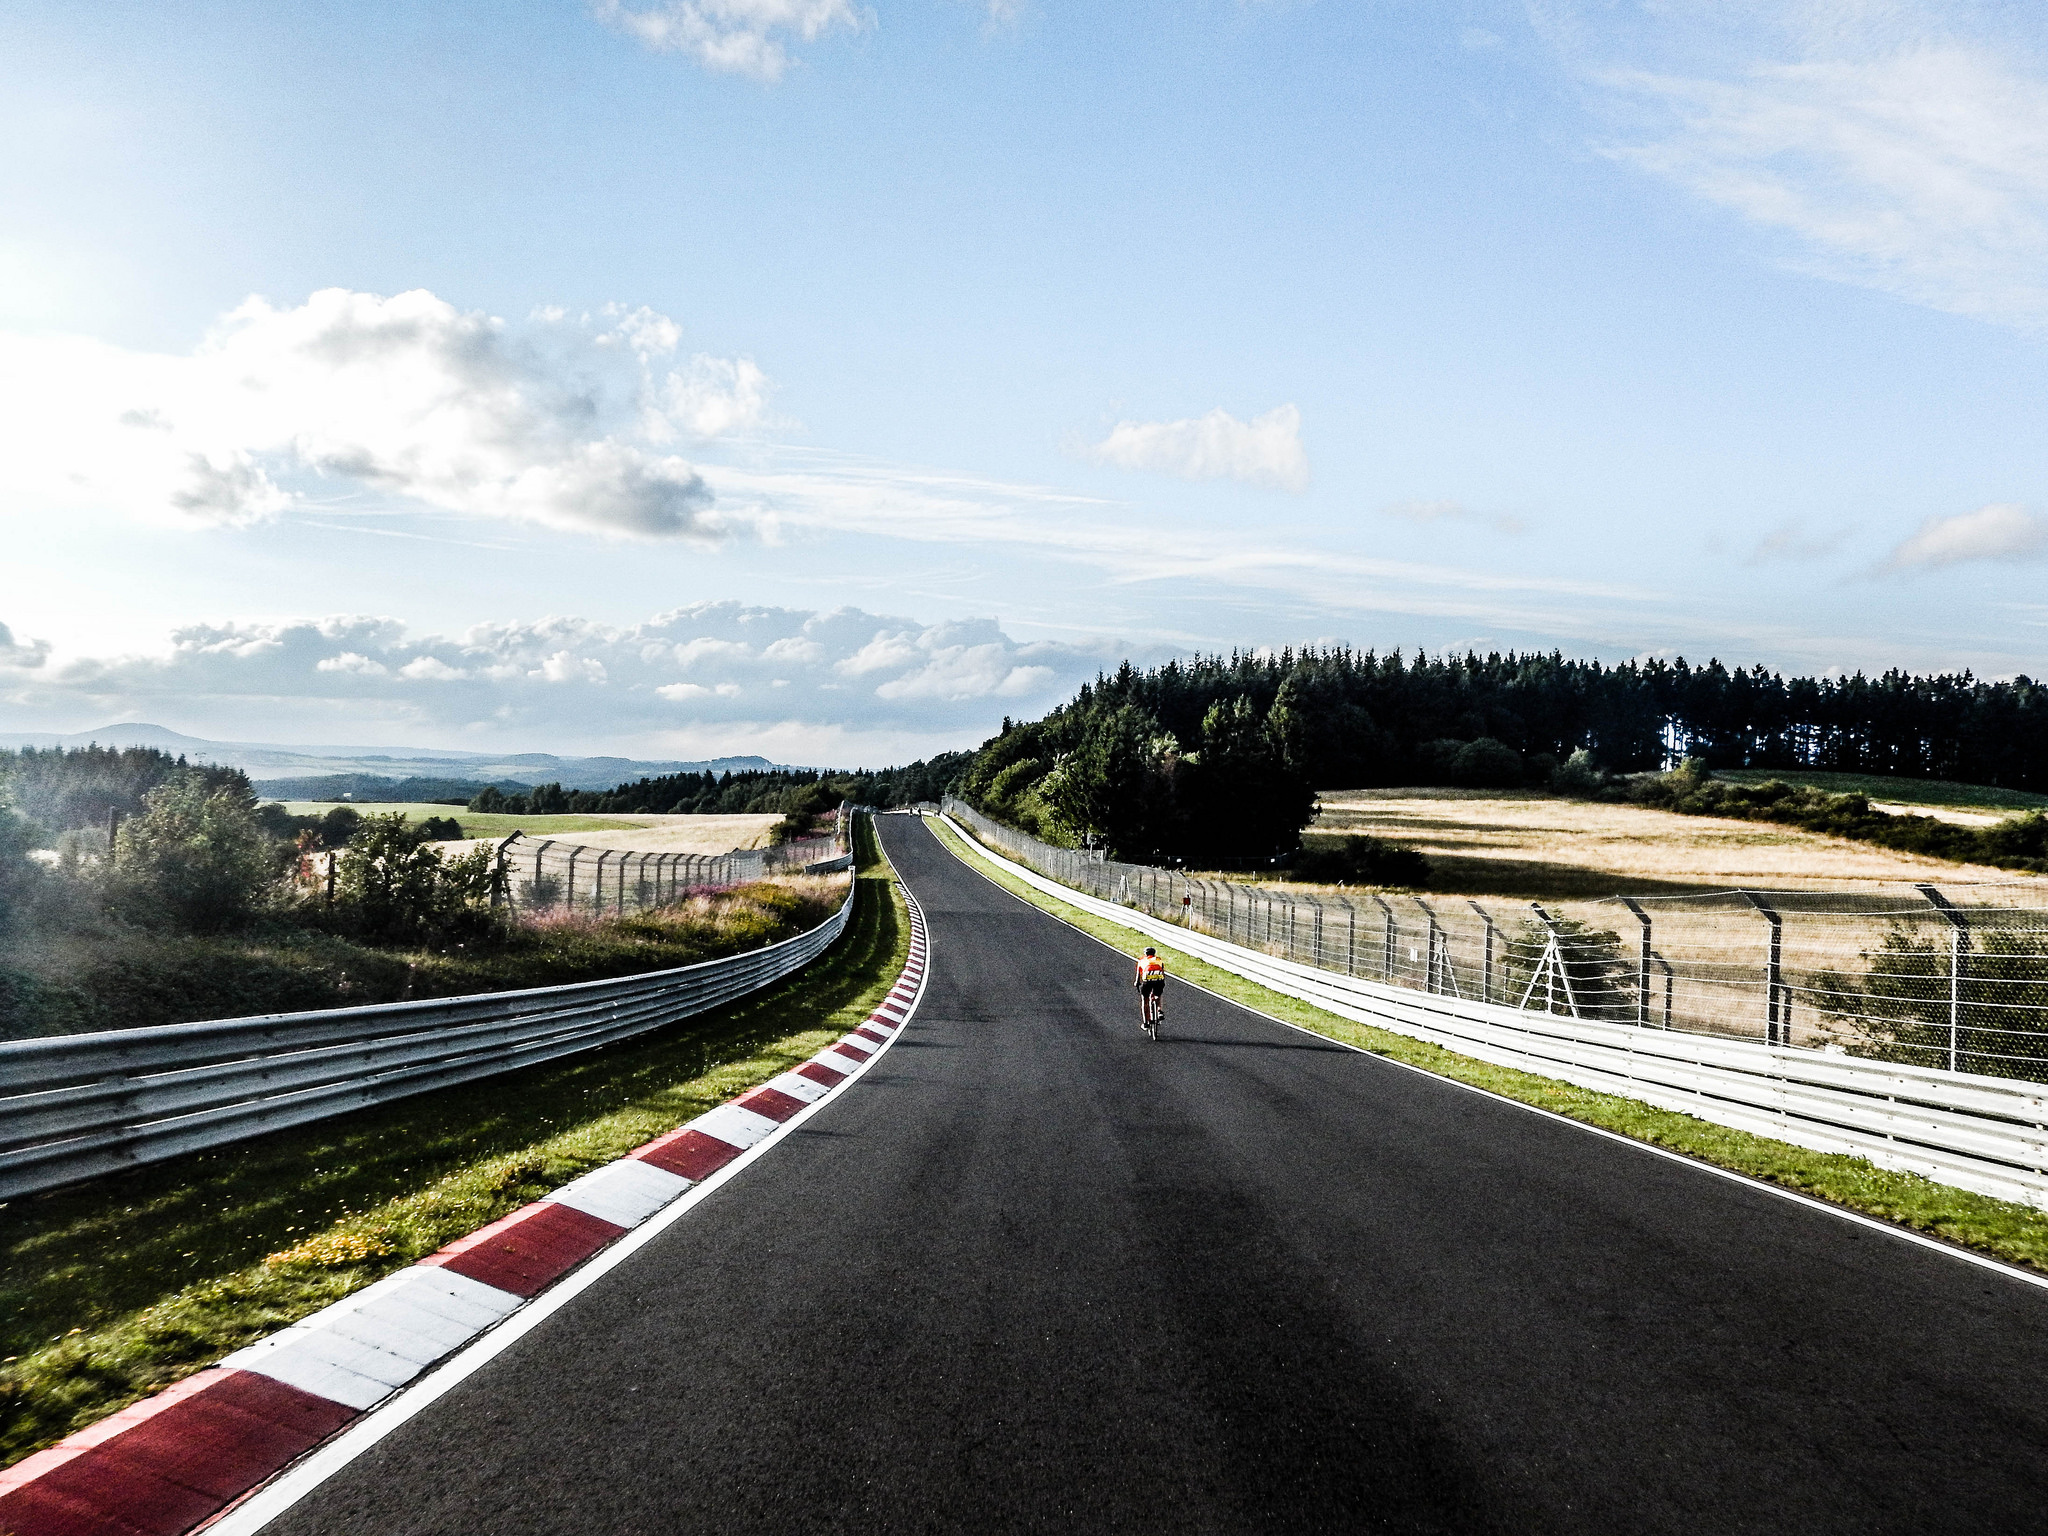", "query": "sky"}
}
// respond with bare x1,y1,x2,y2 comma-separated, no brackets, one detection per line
4,0,2048,765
